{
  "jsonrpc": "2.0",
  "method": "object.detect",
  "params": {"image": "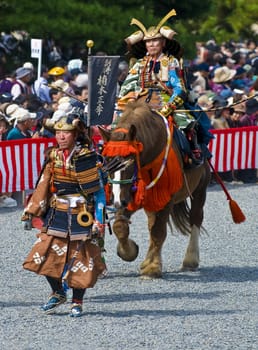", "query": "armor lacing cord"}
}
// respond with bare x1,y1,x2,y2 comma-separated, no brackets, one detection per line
50,161,57,193
62,149,69,175
141,57,150,90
